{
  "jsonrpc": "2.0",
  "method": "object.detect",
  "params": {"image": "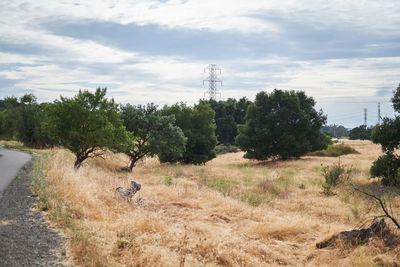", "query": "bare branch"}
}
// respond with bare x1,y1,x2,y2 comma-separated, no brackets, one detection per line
350,181,400,229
